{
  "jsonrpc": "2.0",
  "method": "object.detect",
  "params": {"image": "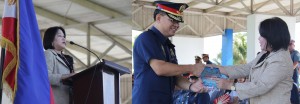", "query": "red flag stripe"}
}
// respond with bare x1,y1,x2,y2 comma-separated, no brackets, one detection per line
2,17,17,41
1,0,18,102
50,86,55,104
